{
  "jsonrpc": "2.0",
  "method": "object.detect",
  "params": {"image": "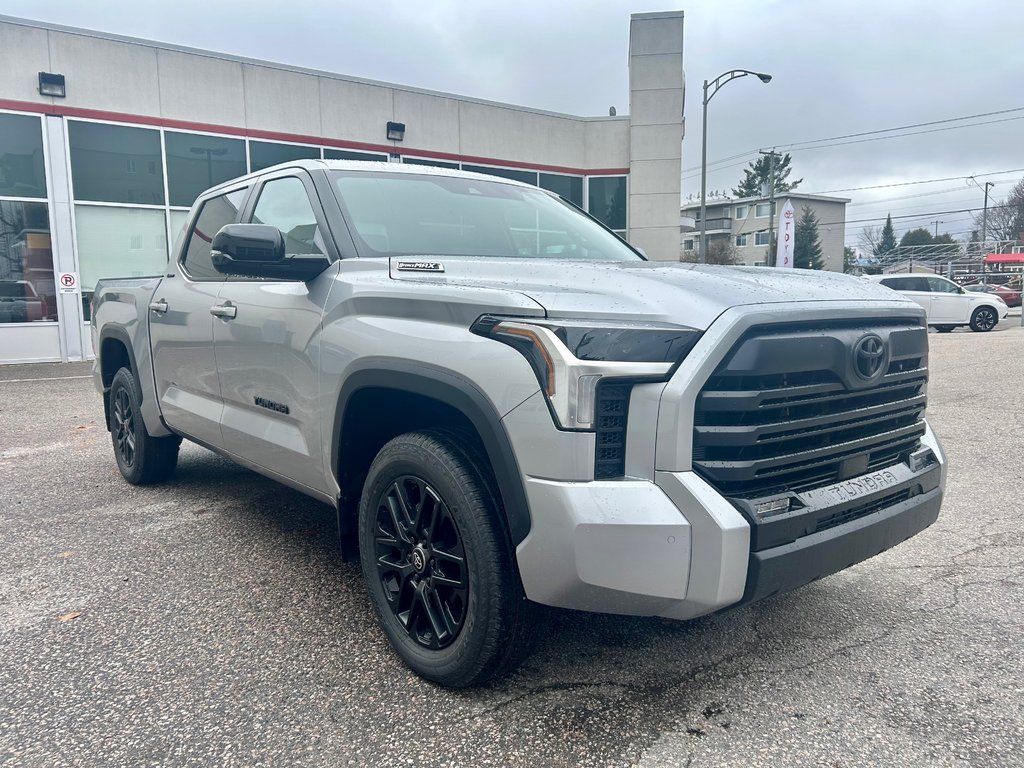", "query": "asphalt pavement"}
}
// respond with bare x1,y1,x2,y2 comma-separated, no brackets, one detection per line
1,325,1022,767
